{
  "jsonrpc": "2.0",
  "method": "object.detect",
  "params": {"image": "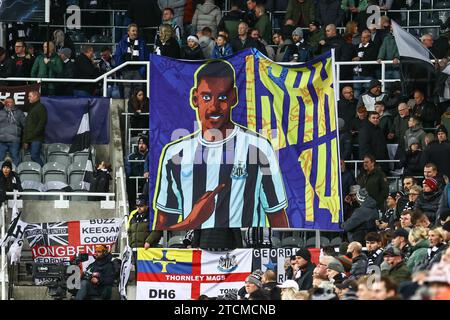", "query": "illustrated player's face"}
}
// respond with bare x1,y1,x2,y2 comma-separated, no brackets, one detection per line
192,76,237,132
